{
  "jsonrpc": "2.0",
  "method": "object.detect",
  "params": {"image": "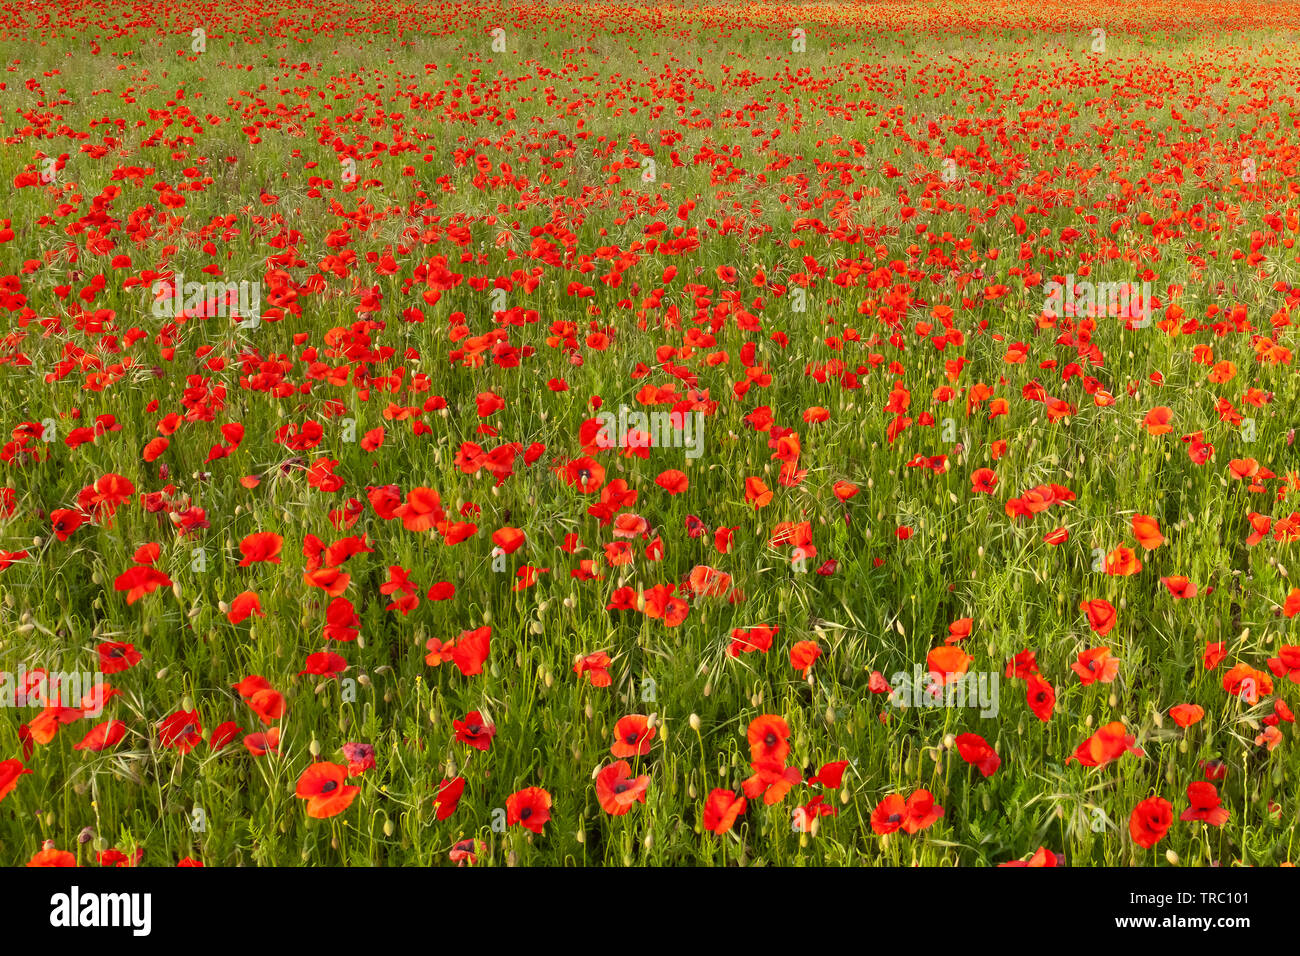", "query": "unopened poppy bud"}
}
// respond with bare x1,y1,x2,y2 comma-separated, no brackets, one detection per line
1165,849,1179,865
689,713,701,732
309,737,321,757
